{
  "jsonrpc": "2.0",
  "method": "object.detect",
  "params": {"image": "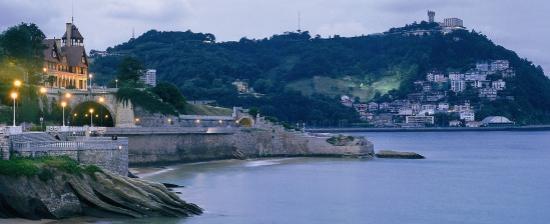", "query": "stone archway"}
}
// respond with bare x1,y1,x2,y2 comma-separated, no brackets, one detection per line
70,101,115,127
